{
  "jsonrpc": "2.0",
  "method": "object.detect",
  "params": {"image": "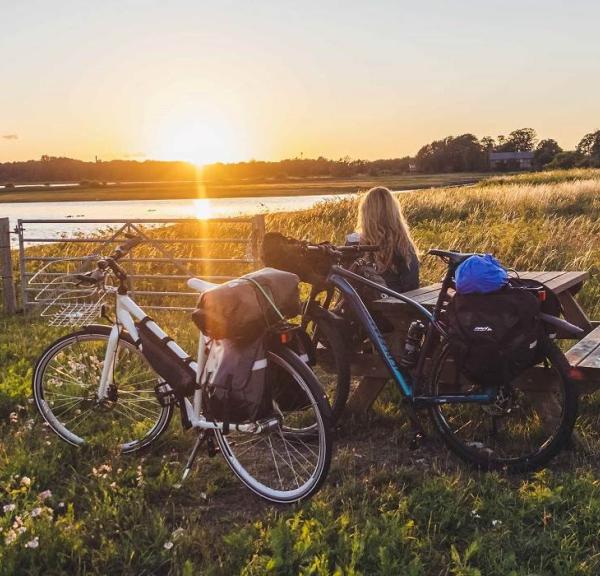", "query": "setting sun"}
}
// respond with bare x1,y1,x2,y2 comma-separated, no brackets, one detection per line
149,114,243,167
